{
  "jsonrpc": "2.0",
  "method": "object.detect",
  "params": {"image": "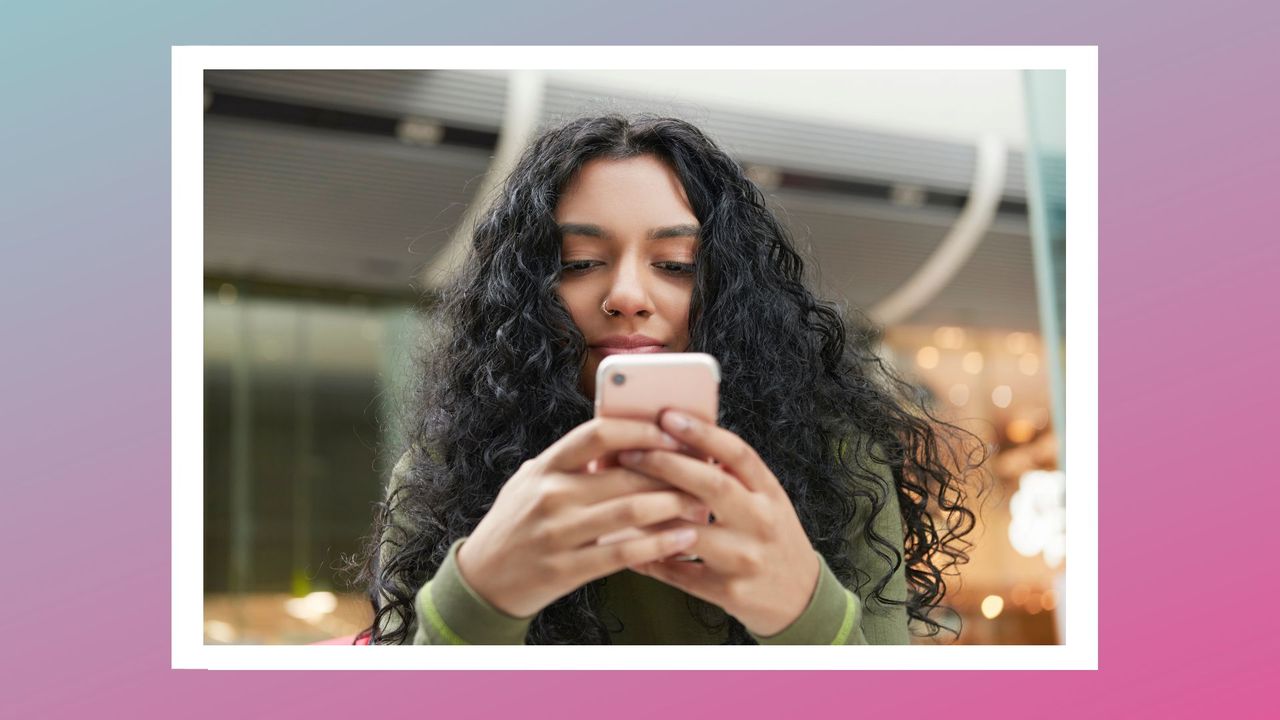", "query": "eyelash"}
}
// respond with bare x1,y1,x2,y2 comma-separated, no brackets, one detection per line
560,260,695,276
